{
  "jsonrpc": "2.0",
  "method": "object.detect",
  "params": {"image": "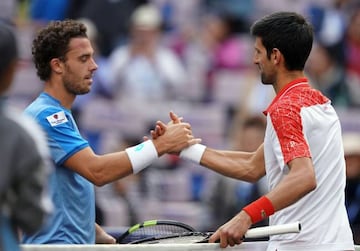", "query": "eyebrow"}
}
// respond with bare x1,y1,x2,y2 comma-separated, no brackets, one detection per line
79,52,92,57
77,51,93,60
